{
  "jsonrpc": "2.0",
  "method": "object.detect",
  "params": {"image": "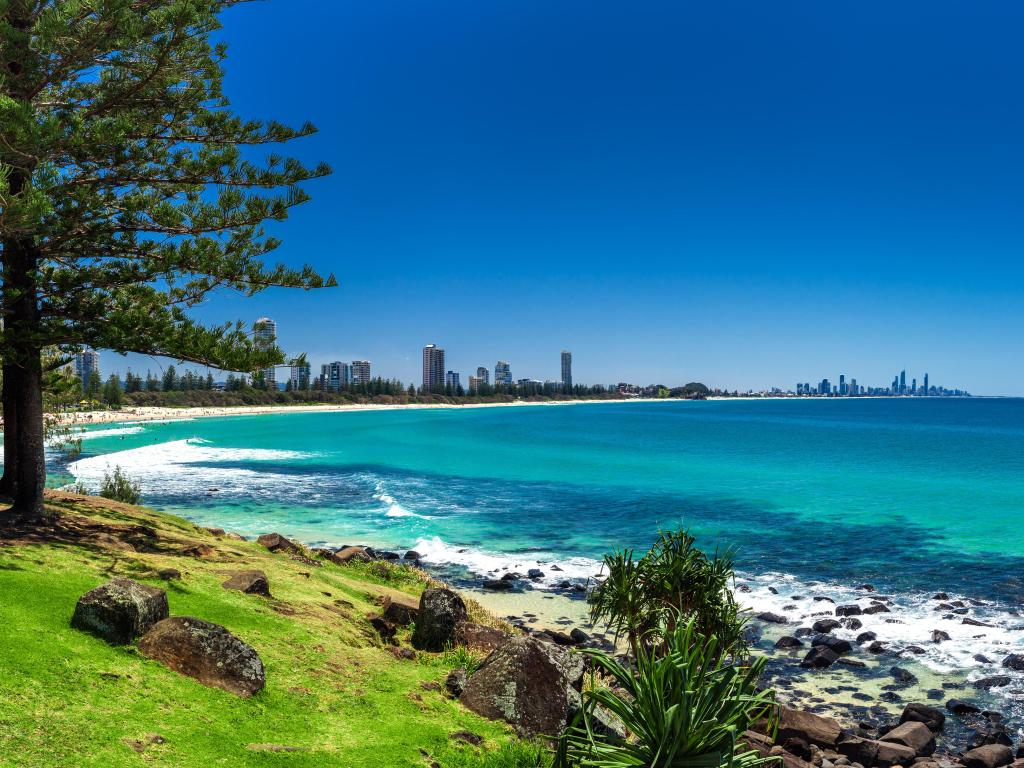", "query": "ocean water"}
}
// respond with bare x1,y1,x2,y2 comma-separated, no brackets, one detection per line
63,398,1024,711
